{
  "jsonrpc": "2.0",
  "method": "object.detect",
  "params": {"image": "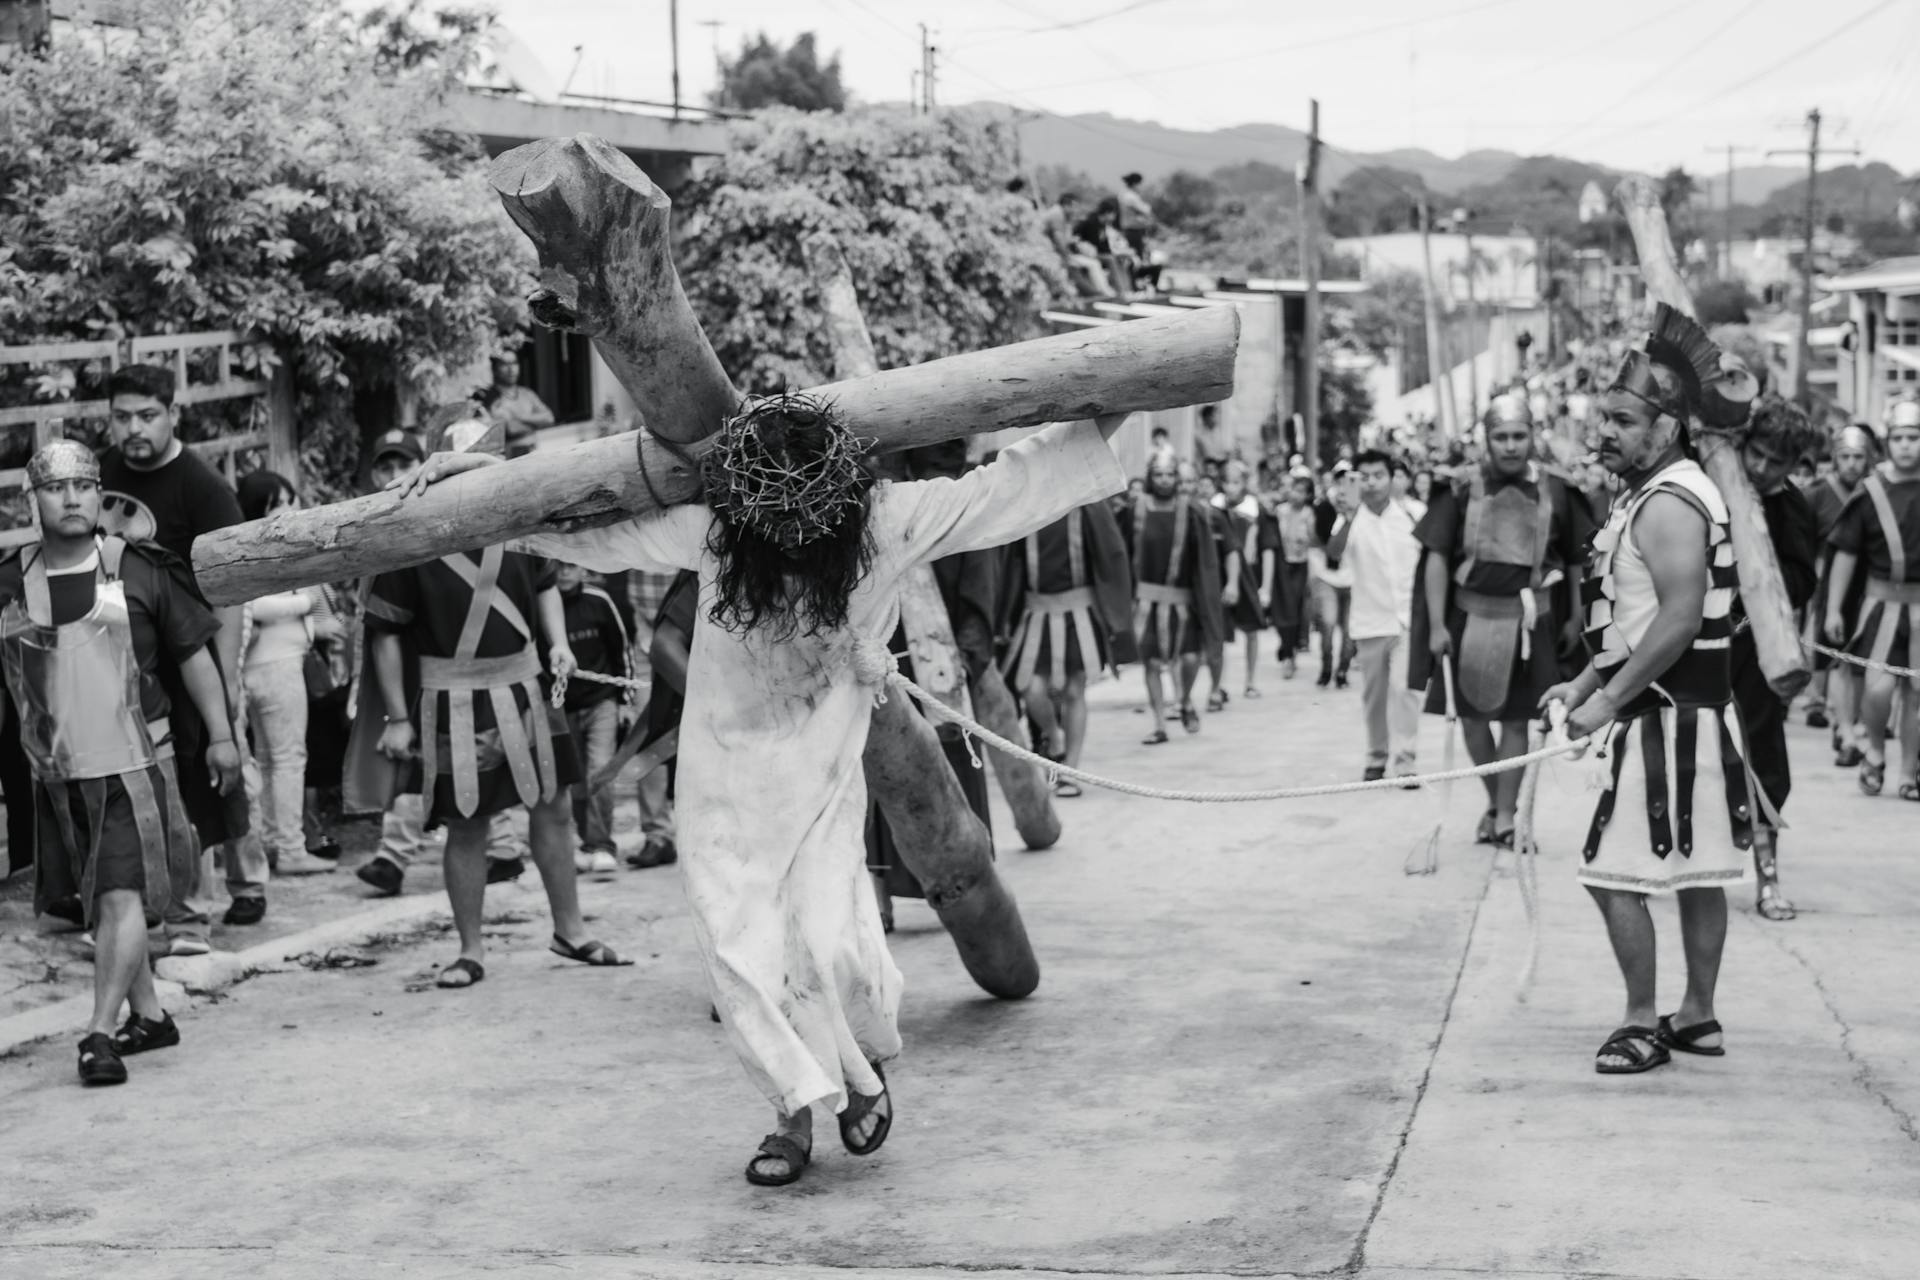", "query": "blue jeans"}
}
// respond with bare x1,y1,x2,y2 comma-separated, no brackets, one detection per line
566,699,619,854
